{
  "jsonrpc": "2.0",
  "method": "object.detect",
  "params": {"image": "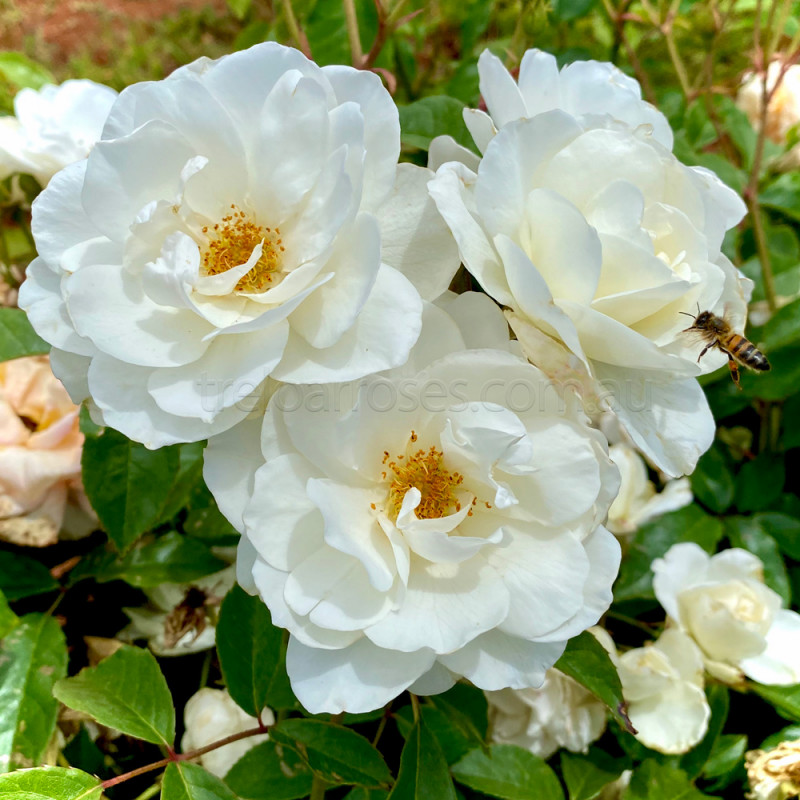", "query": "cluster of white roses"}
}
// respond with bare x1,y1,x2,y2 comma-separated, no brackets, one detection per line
489,540,800,759
16,42,755,715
